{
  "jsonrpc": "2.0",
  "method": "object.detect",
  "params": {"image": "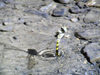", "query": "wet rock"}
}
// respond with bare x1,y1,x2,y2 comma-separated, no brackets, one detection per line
84,10,100,23
75,29,100,40
56,0,74,4
52,8,66,17
83,43,100,63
